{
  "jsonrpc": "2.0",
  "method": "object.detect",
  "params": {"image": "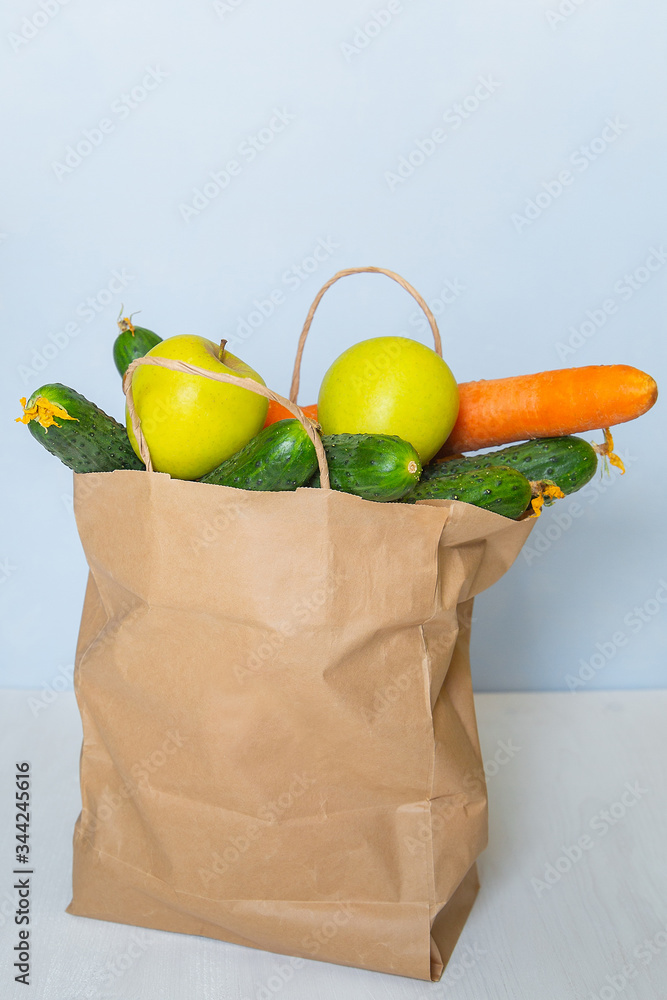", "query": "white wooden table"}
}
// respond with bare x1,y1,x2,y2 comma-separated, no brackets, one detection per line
1,689,665,1000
